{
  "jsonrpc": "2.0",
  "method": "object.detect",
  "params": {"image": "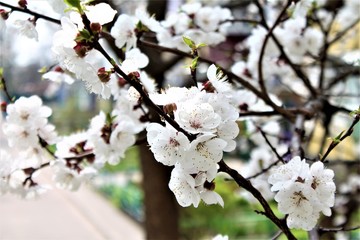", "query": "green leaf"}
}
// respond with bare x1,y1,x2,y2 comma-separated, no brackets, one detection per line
76,29,93,42
196,43,207,48
333,130,345,143
0,67,3,78
183,36,195,49
46,144,57,155
38,66,48,74
64,0,81,9
191,57,199,70
349,106,360,116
